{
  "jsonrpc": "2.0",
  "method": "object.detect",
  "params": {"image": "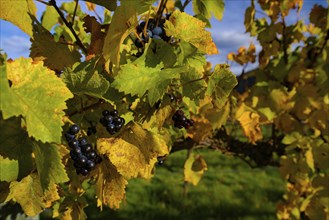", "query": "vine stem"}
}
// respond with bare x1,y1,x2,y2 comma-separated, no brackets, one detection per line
49,0,88,54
